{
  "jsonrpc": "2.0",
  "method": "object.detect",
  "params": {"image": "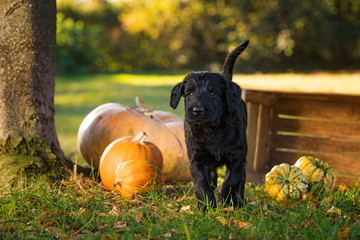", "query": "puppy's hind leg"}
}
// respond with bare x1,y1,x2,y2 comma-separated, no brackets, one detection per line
219,160,246,208
190,162,217,211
